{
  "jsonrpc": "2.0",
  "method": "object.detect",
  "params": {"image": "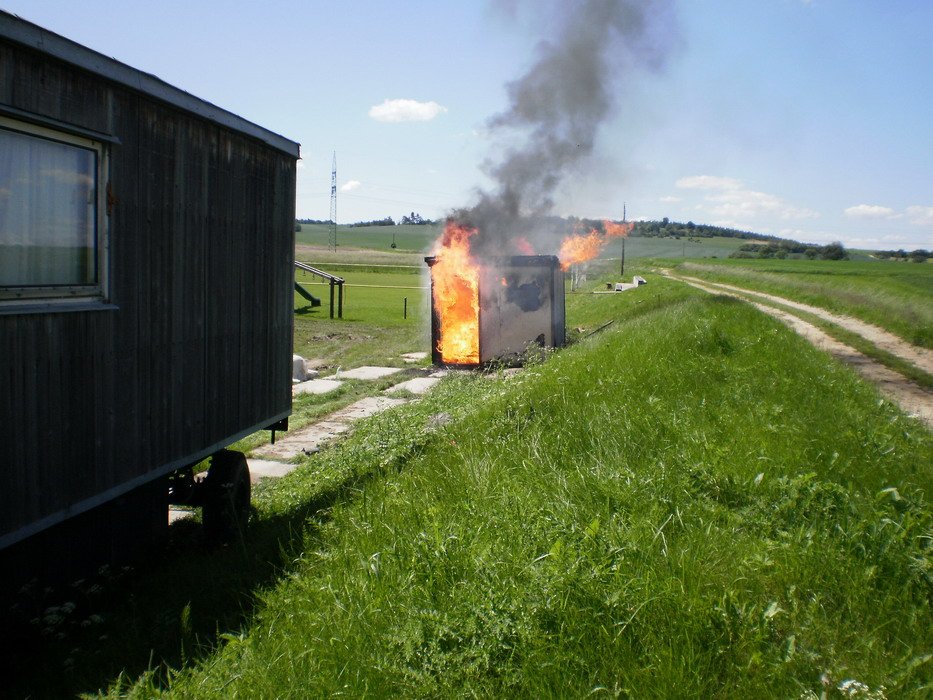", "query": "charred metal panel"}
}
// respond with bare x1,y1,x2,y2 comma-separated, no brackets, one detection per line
479,256,563,363
426,254,565,367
